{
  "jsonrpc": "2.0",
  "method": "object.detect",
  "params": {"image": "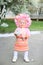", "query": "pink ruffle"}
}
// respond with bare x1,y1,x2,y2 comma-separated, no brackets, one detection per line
14,13,31,27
